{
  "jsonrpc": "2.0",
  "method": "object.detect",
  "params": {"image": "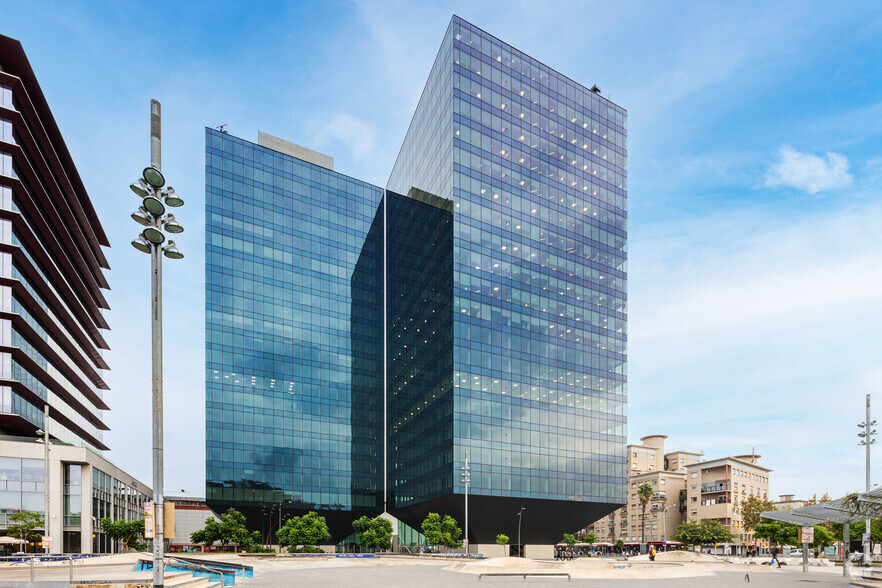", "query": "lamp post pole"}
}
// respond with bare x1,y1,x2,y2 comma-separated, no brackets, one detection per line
858,394,876,567
460,451,470,553
517,506,525,557
662,503,675,549
42,405,49,554
130,99,184,588
149,98,165,588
